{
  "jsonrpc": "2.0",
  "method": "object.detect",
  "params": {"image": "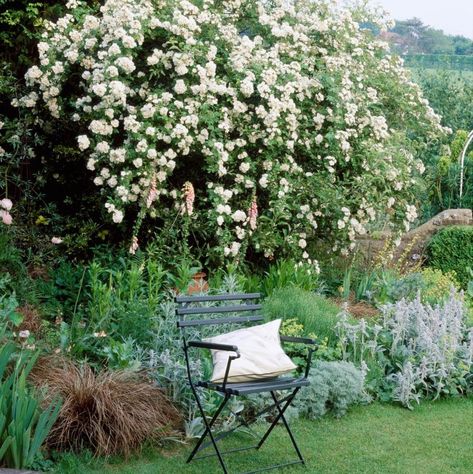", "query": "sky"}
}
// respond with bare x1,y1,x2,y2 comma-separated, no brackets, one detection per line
371,0,473,39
